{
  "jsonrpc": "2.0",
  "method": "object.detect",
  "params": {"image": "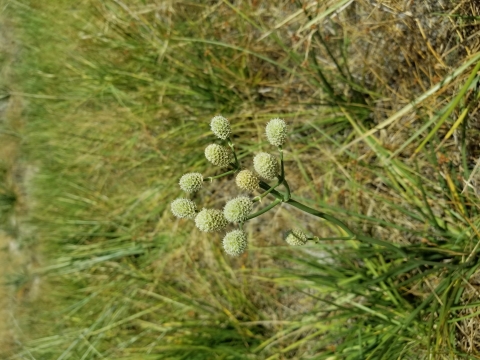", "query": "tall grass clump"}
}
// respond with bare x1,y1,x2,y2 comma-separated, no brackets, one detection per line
4,0,480,359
